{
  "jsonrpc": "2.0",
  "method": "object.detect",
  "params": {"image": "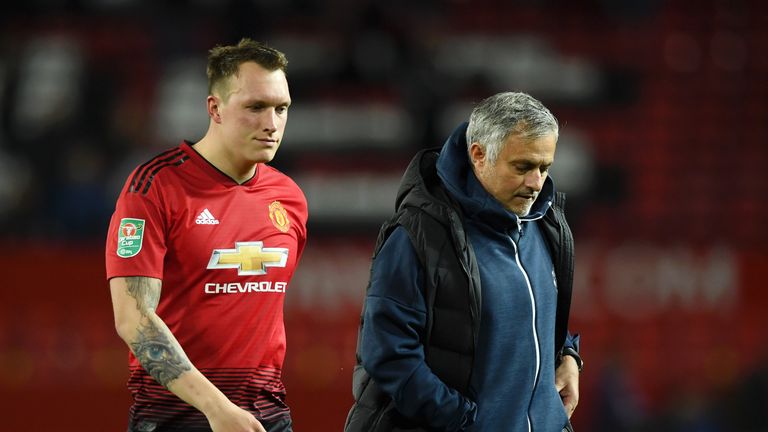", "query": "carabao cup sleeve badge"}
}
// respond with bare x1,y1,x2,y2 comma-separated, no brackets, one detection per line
117,218,146,258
